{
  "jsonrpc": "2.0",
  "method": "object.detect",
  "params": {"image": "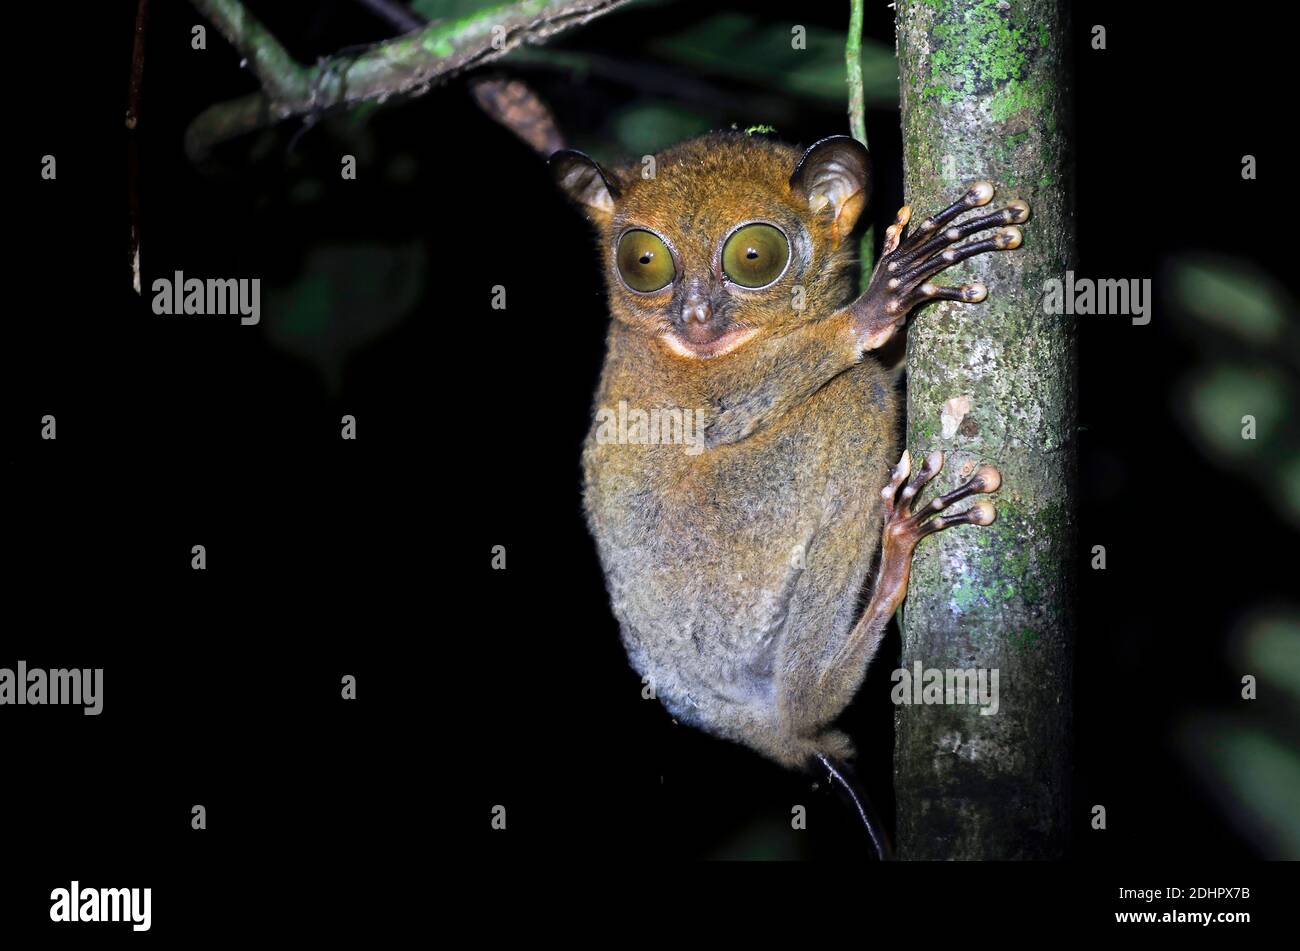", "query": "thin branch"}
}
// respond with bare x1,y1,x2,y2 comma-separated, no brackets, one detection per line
185,0,634,160
127,0,149,294
126,0,150,130
846,0,874,284
345,1,565,153
190,0,311,101
845,0,867,146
